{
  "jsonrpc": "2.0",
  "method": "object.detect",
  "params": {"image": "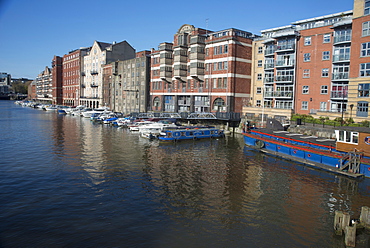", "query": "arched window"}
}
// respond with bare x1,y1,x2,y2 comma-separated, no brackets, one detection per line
213,98,225,112
153,97,161,111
